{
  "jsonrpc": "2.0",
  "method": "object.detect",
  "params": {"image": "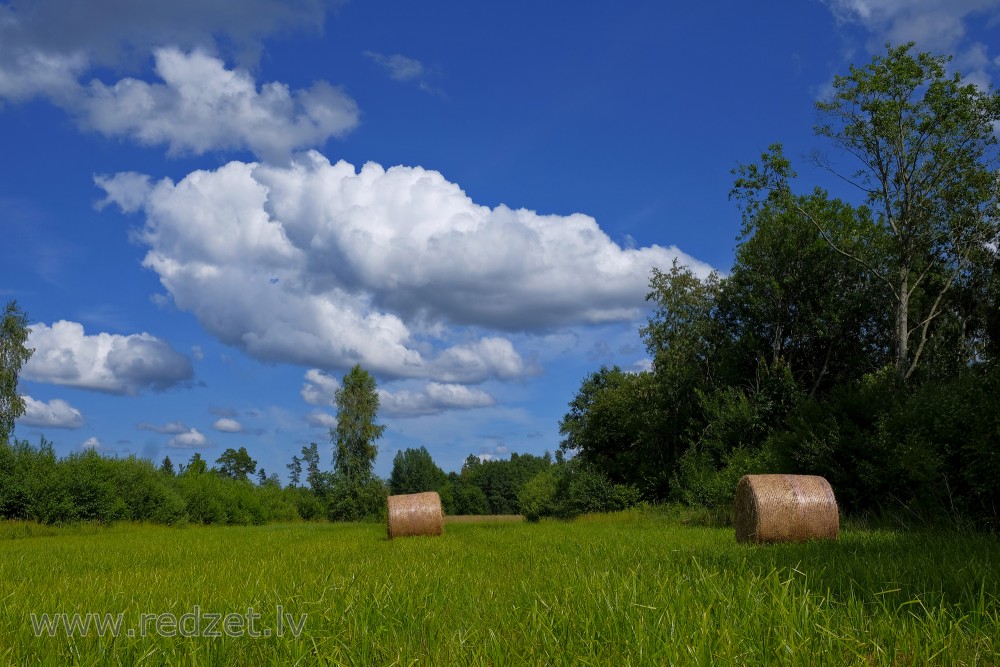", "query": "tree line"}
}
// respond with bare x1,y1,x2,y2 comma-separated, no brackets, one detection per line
0,433,641,526
2,321,637,524
558,44,1000,529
